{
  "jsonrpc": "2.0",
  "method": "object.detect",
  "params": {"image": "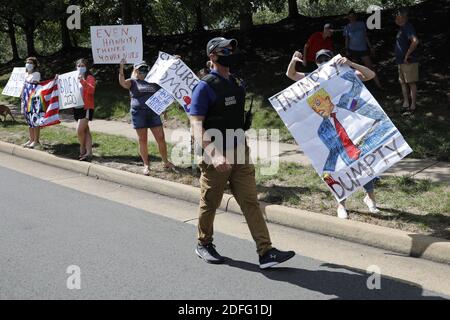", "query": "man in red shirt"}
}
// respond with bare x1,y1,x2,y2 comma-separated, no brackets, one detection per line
302,23,334,72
